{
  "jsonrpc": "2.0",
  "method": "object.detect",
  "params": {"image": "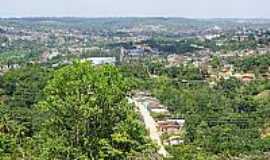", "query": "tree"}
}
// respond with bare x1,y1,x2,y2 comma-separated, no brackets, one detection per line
2,64,51,108
32,62,156,159
210,56,221,69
